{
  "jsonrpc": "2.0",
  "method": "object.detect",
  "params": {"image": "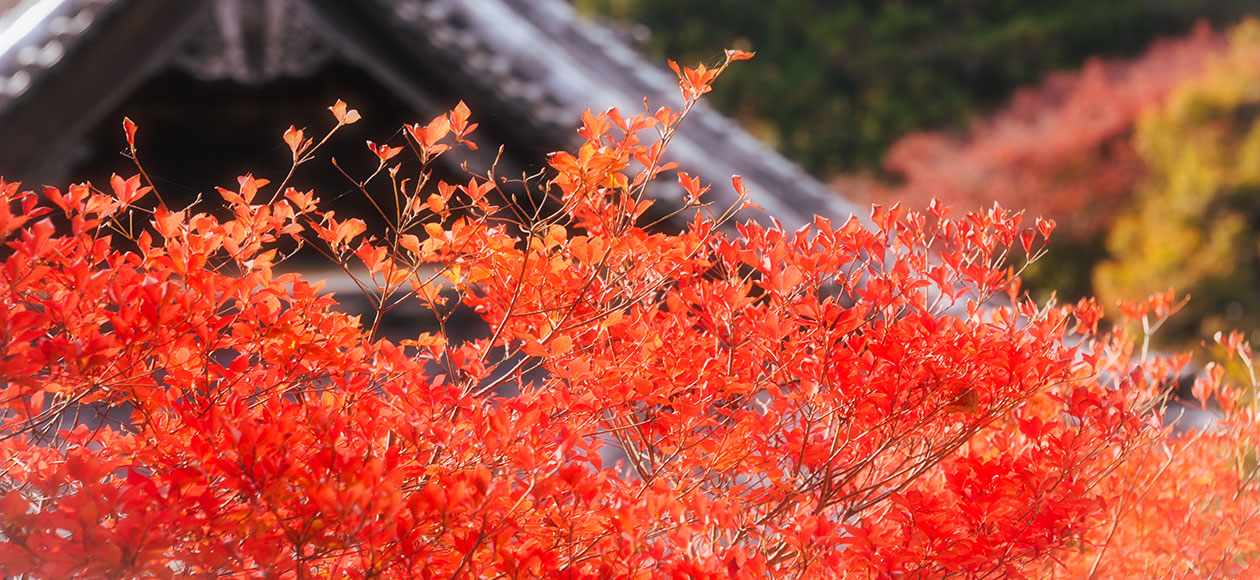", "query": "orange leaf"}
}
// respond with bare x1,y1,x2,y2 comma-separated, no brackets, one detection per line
366,140,403,162
284,126,305,158
329,99,361,125
550,335,573,355
122,117,138,148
